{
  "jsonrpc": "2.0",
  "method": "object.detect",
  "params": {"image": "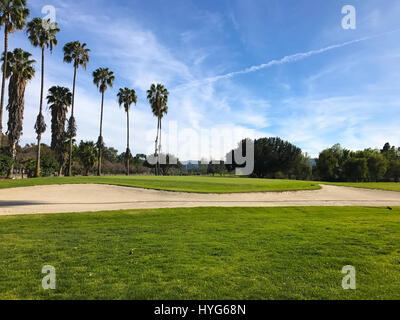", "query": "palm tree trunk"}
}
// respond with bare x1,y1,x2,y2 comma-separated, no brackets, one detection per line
68,64,77,176
126,108,130,176
155,117,160,176
97,91,104,176
158,117,162,175
159,118,162,153
154,119,157,176
7,141,16,179
0,28,9,143
155,118,159,155
35,47,45,178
